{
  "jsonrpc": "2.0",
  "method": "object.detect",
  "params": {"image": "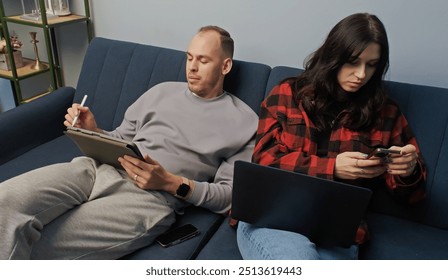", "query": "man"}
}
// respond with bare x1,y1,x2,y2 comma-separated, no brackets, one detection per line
0,26,258,259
